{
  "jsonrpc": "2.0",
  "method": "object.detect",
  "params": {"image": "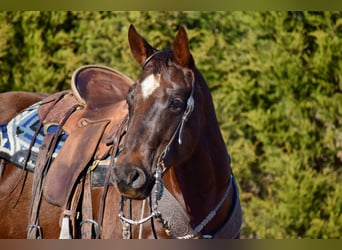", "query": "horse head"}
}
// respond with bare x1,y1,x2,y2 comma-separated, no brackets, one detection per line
112,25,205,200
